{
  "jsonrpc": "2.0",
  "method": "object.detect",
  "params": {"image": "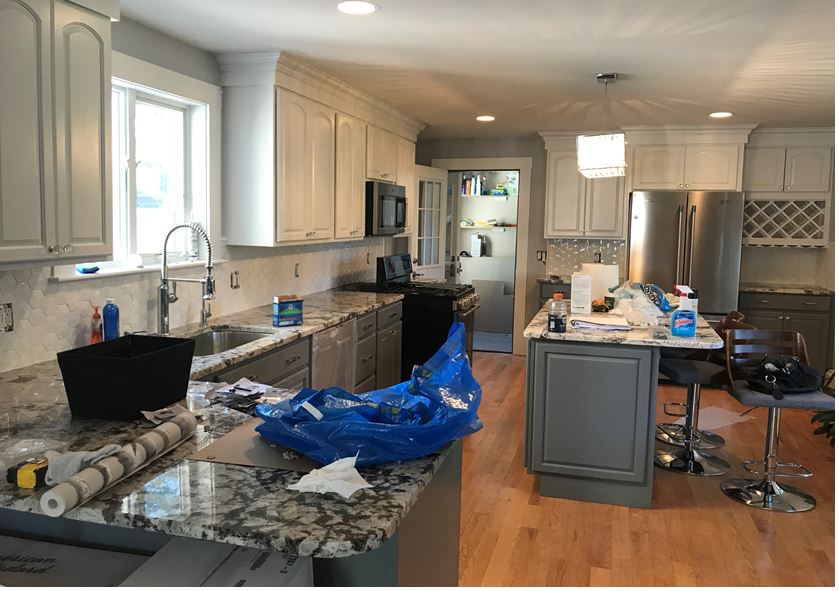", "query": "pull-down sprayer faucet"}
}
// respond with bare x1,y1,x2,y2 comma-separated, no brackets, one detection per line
158,222,215,335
